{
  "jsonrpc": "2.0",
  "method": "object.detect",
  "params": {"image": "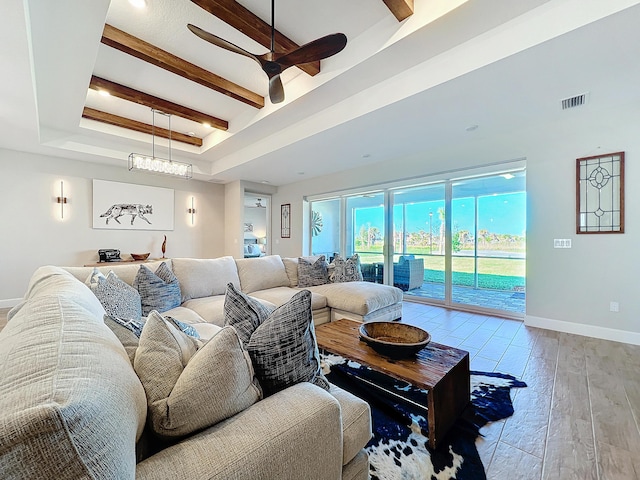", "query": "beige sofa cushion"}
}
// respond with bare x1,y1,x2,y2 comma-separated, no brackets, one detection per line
135,382,344,480
251,286,328,311
282,257,299,287
181,295,226,326
134,312,261,439
306,282,403,316
161,306,206,325
172,257,240,301
235,255,290,293
0,267,146,479
329,385,373,466
181,295,277,327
